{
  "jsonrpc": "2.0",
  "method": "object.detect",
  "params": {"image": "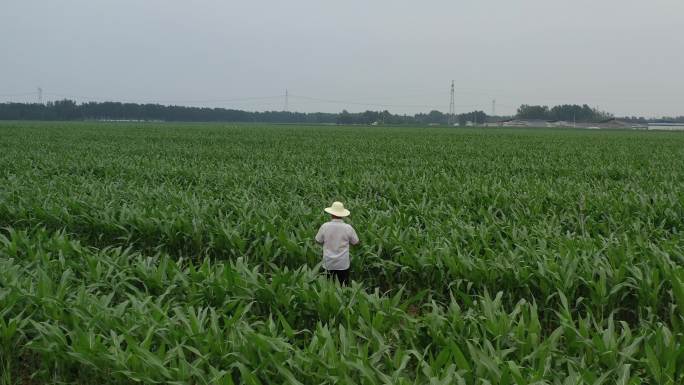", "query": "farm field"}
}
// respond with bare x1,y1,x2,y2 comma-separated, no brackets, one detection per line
1,121,684,384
